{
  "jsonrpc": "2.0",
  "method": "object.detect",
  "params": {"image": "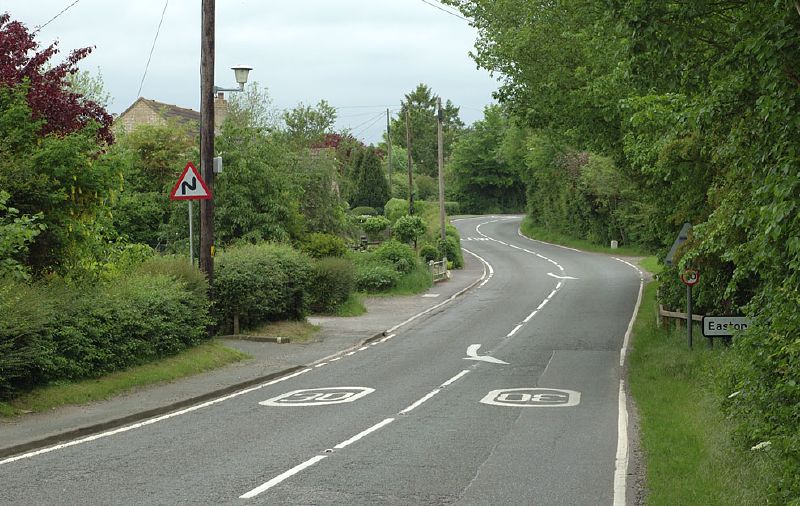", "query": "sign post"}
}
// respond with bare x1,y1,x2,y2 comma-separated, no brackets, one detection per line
680,268,700,349
169,162,212,265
